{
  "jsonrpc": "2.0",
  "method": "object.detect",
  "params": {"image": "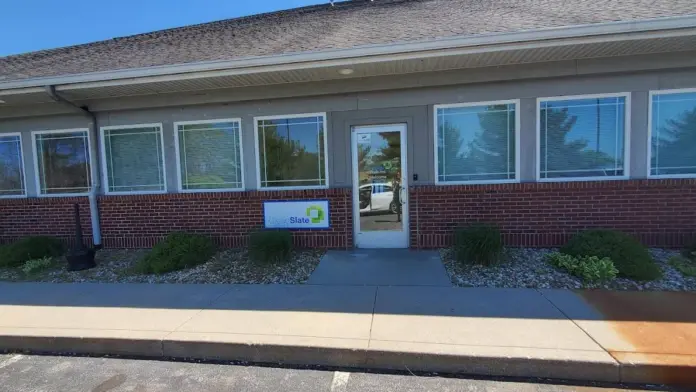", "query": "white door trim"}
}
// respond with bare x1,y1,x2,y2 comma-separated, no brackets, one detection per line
351,124,409,248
